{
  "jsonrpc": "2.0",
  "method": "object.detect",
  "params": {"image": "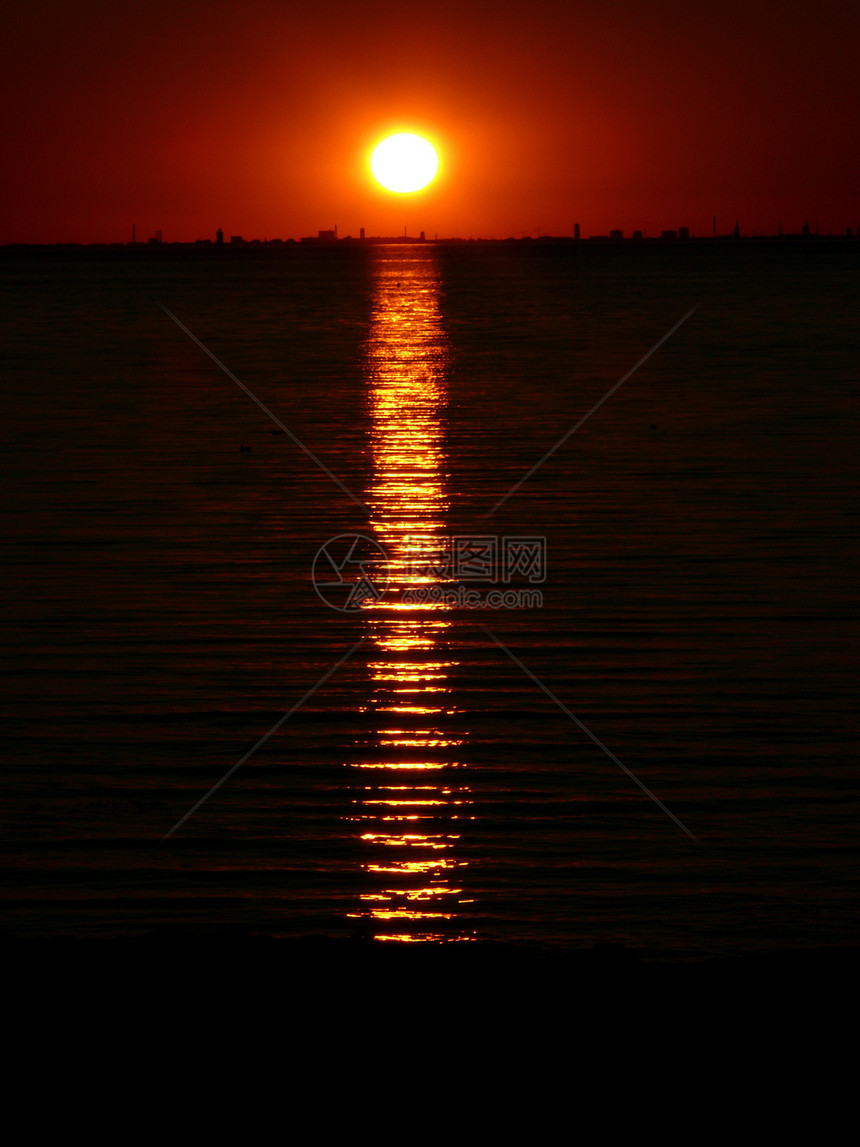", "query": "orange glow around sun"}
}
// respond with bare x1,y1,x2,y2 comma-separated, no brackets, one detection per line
371,133,438,193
